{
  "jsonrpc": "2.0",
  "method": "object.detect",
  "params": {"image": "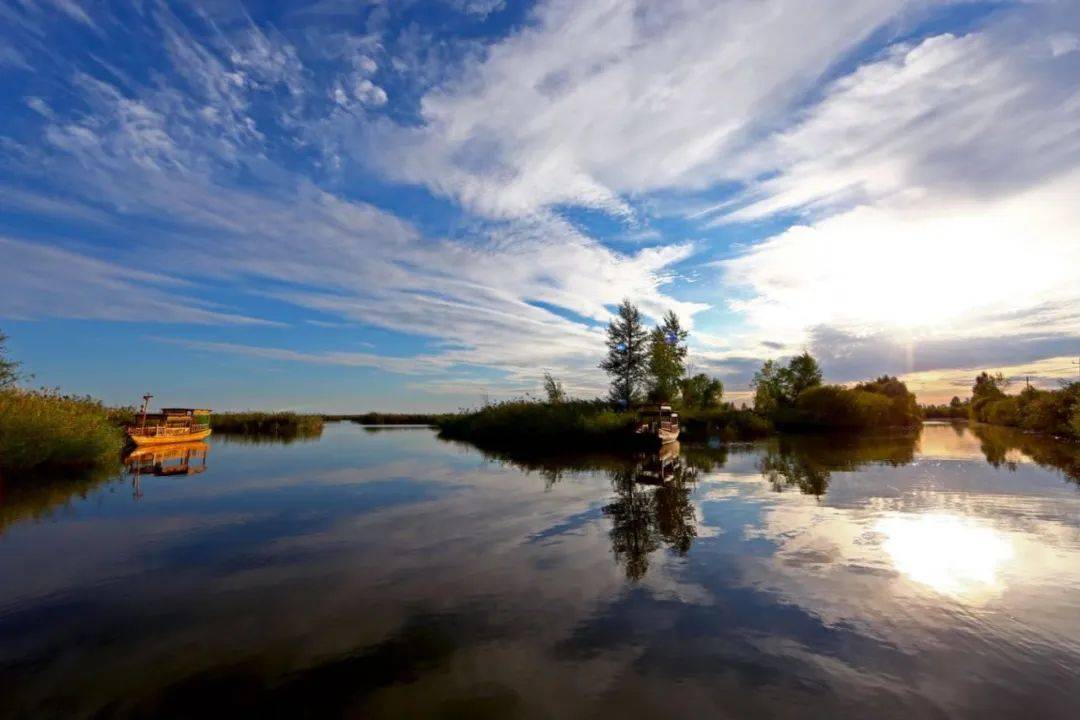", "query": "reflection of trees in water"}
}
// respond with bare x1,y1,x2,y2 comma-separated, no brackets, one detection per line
971,424,1080,482
758,431,919,496
0,464,120,534
604,449,701,581
461,440,723,580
